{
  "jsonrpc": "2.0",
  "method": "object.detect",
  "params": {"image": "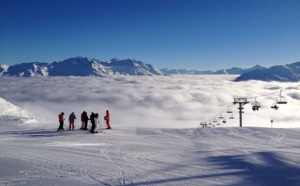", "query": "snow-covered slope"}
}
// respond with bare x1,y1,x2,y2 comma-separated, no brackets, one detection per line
0,57,164,77
236,61,300,82
0,117,300,185
0,96,34,125
0,75,299,185
0,97,23,117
